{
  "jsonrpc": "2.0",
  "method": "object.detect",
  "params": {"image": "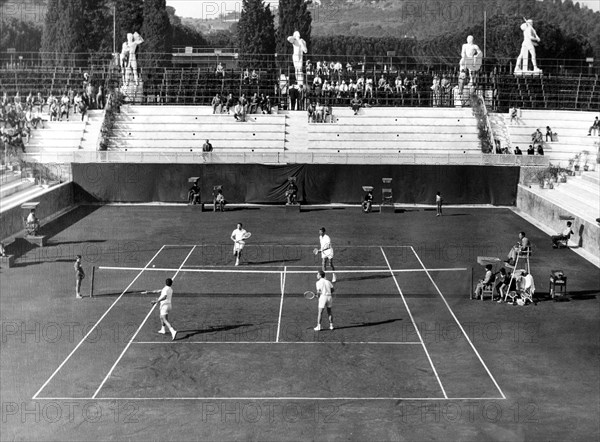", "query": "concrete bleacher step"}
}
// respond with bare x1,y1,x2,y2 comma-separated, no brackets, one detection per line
0,178,36,200
554,184,600,214
113,122,283,133
283,111,309,151
0,184,48,213
582,170,600,186
307,132,479,143
115,114,286,124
